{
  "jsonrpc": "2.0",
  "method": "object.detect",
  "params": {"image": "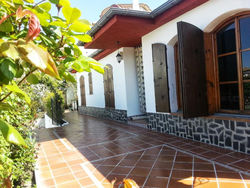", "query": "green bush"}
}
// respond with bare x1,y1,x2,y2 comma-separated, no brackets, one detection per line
0,91,37,187
43,90,65,125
